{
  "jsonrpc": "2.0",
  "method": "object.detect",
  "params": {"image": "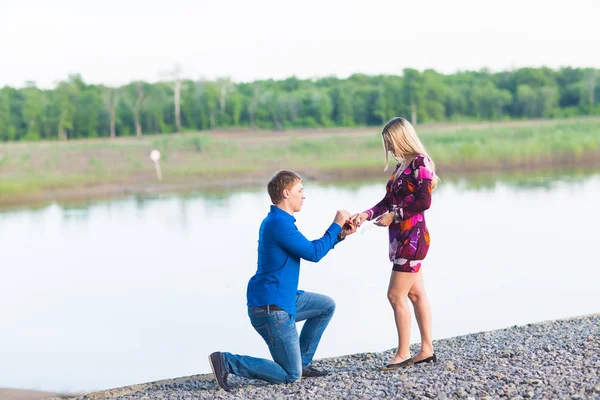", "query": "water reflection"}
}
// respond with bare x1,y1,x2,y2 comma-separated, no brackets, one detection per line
0,171,598,393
